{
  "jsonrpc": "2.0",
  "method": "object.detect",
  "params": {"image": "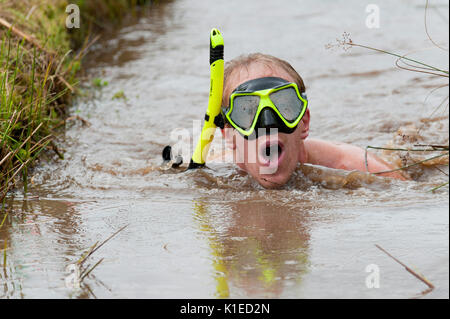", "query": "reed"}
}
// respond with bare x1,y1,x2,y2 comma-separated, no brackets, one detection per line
375,244,435,297
0,32,69,201
0,0,156,201
64,224,128,295
336,1,449,190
